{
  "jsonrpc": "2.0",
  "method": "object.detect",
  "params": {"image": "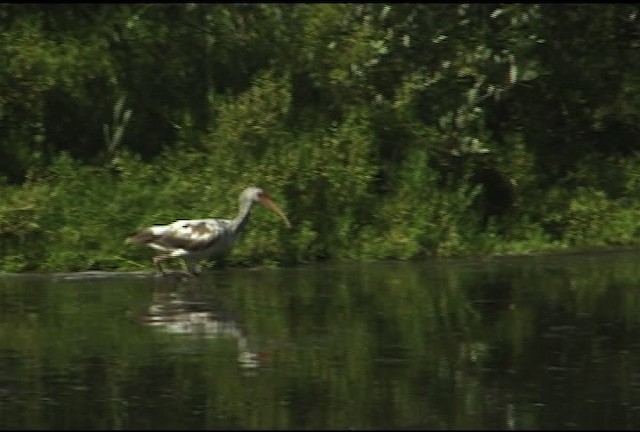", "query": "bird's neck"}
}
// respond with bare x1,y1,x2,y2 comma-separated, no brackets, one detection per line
231,199,254,233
